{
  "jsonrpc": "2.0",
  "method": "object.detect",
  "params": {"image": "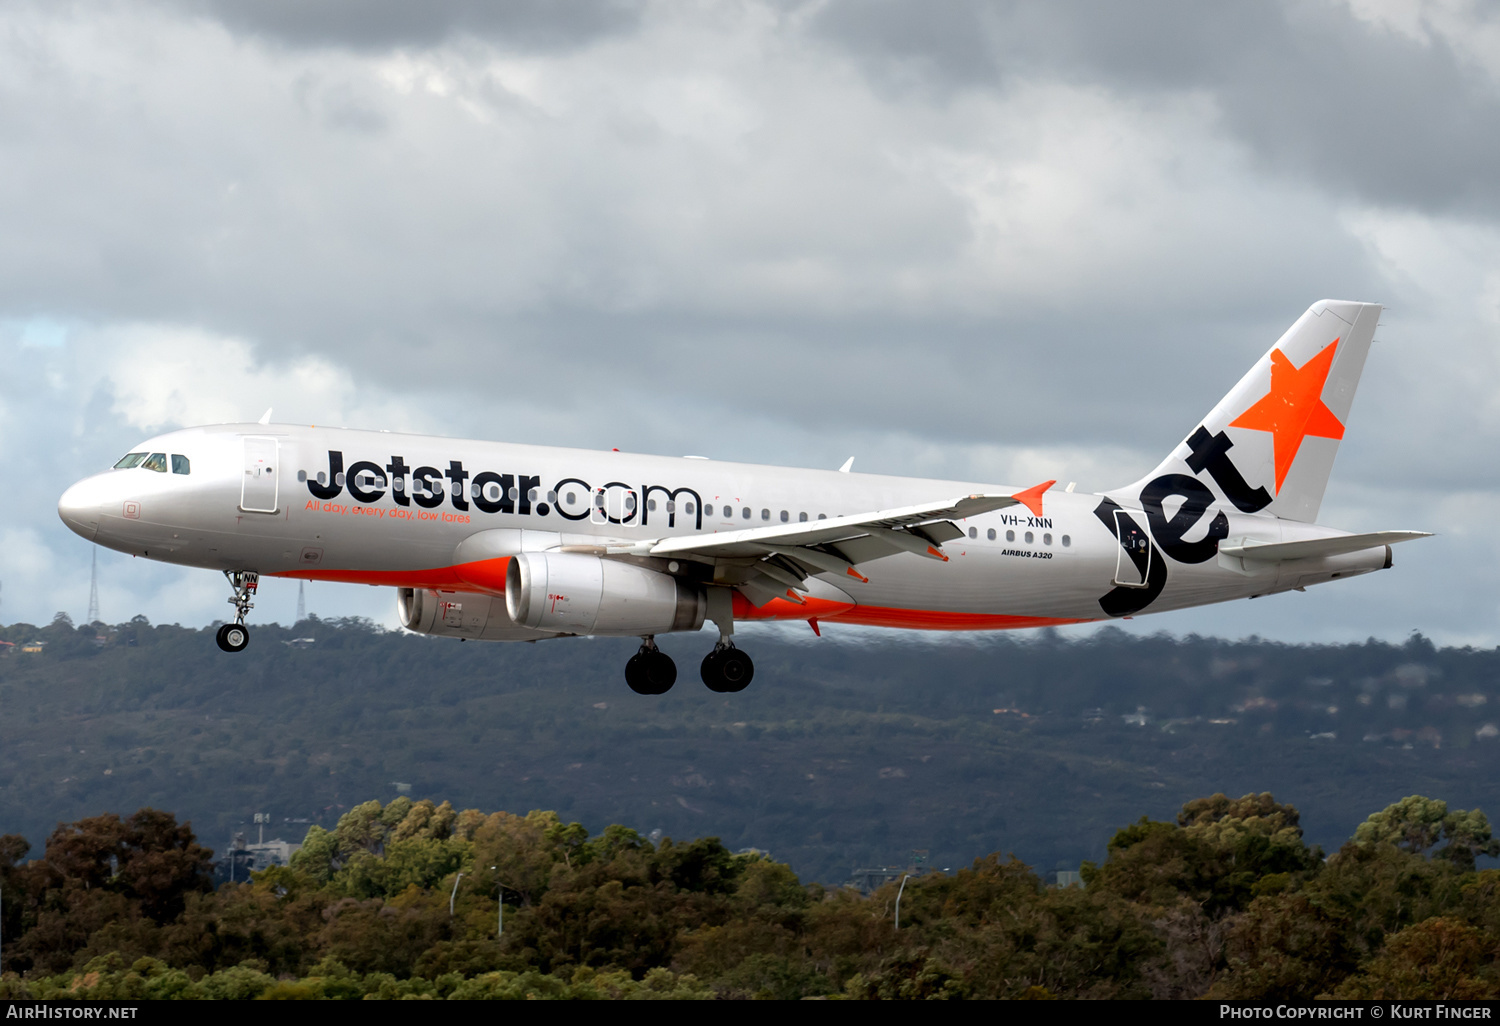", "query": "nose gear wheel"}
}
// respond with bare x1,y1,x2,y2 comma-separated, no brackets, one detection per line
216,623,249,652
